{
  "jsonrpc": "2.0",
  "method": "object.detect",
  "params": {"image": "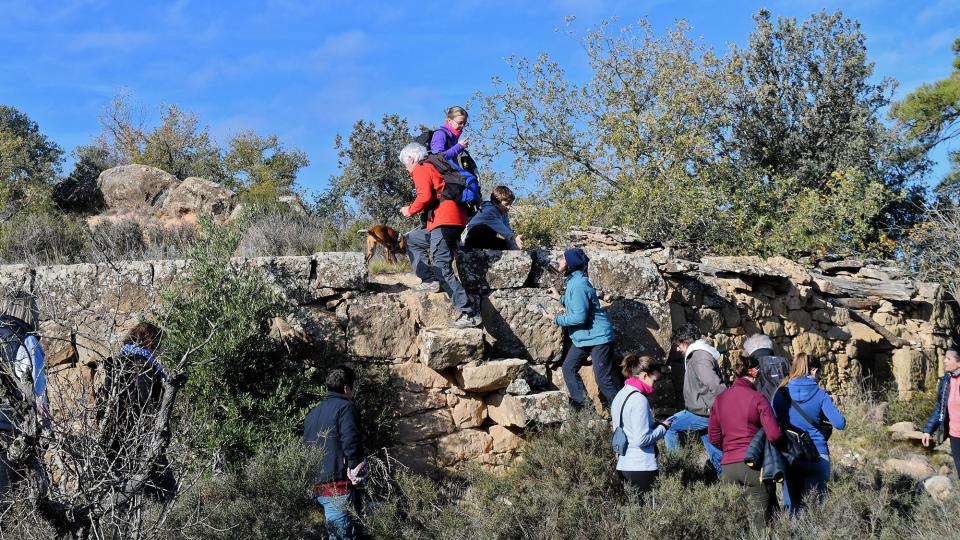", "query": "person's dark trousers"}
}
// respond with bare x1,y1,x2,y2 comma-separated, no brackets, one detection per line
620,470,658,501
464,224,510,250
951,437,960,475
722,461,777,530
562,341,620,408
404,226,436,284
429,225,474,316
